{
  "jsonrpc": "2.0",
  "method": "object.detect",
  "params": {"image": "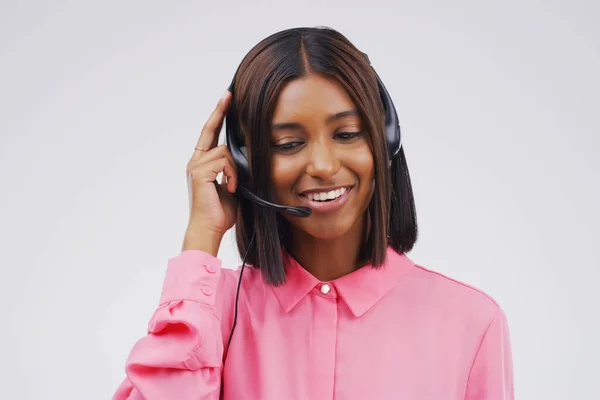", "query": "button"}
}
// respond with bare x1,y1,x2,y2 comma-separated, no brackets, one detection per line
320,284,331,294
201,285,213,296
205,264,216,274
